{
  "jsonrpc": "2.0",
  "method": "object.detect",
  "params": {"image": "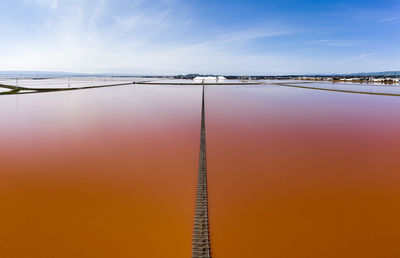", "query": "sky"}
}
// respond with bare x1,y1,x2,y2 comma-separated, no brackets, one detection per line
0,0,399,75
